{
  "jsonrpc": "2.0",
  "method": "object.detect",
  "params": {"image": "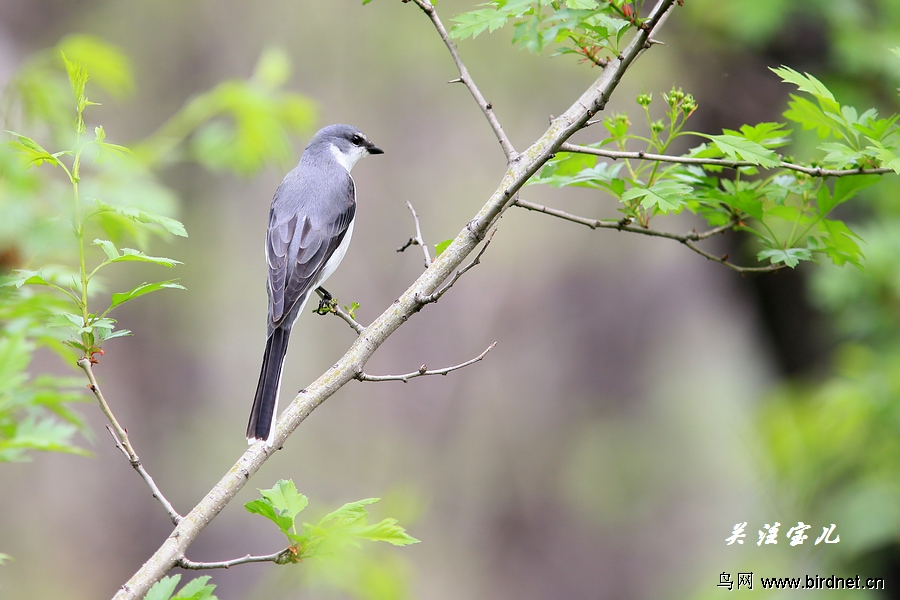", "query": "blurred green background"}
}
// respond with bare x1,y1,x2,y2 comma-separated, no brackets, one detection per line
2,0,900,598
